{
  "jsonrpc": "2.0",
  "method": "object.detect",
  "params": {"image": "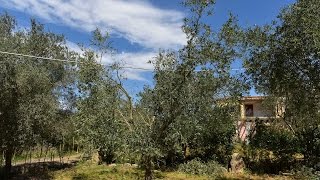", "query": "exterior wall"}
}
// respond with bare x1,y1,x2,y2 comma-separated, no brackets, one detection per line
218,96,285,141
253,102,272,117
237,96,284,141
240,104,245,119
240,99,275,119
